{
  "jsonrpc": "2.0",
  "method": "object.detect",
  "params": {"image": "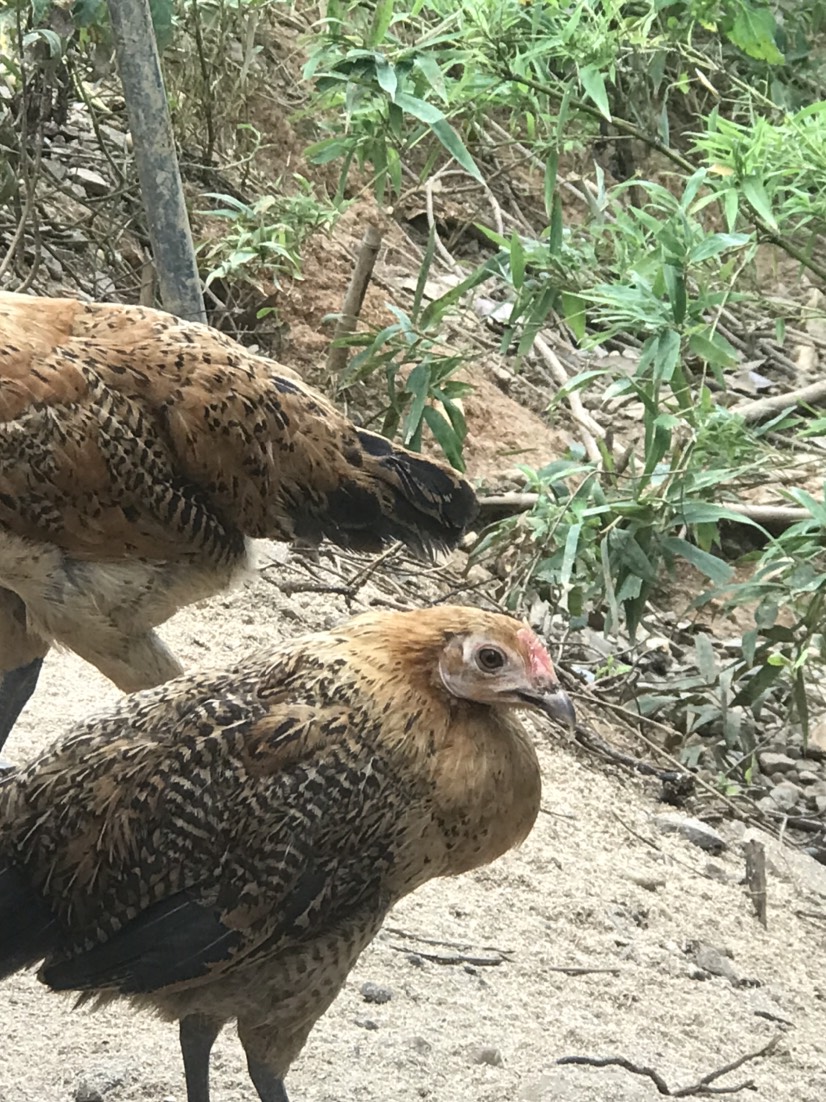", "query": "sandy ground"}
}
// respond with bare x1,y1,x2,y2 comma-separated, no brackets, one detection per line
1,556,825,1102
